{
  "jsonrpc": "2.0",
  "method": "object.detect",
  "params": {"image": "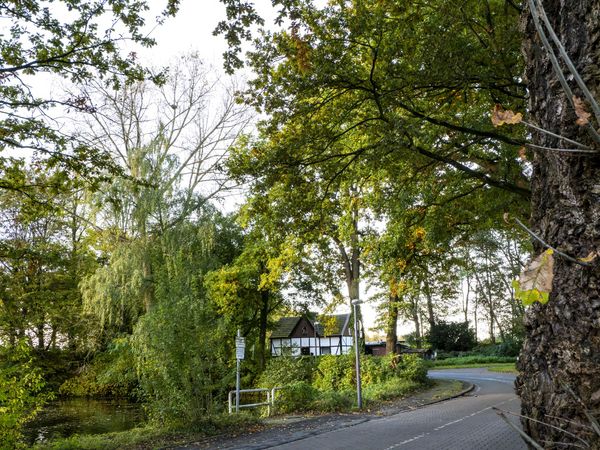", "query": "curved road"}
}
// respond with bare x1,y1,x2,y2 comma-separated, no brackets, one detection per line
192,369,527,450
252,368,525,450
